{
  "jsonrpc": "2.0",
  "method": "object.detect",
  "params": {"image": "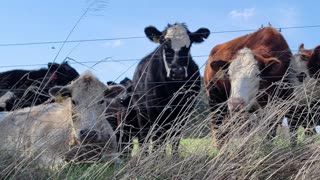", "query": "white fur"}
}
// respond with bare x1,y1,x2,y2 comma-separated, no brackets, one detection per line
0,72,119,167
0,91,15,108
228,48,261,109
165,24,191,51
289,53,320,101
